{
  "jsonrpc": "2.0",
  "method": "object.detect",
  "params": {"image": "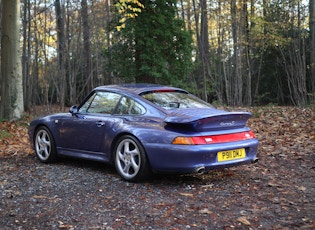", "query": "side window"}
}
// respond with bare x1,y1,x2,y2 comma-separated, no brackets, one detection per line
79,91,121,114
79,93,95,113
115,96,146,115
